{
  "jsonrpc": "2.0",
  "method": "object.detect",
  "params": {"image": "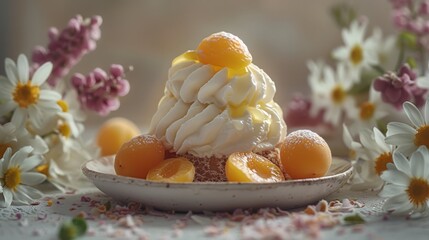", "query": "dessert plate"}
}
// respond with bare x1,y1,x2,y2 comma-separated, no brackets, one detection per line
82,156,352,212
